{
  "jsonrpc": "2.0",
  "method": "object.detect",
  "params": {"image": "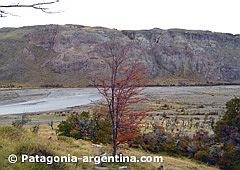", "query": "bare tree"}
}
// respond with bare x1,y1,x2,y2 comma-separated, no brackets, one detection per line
0,0,60,17
93,38,147,156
